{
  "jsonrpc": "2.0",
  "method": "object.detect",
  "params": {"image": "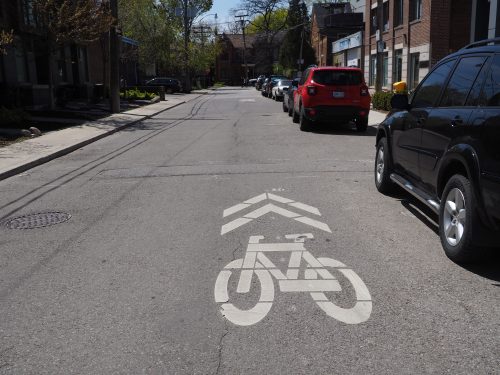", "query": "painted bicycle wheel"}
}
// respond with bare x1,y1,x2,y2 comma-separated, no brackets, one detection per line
214,259,275,326
309,257,372,324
